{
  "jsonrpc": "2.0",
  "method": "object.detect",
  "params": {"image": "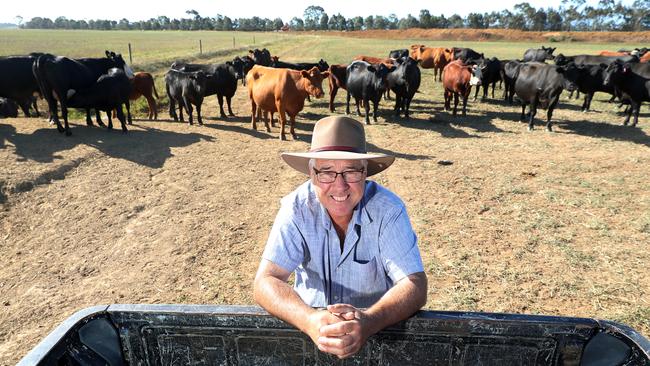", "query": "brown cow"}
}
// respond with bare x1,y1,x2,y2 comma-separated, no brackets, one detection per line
411,46,454,81
328,64,348,112
641,53,650,62
111,72,159,121
246,65,329,140
442,60,481,116
598,51,629,57
353,56,394,67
